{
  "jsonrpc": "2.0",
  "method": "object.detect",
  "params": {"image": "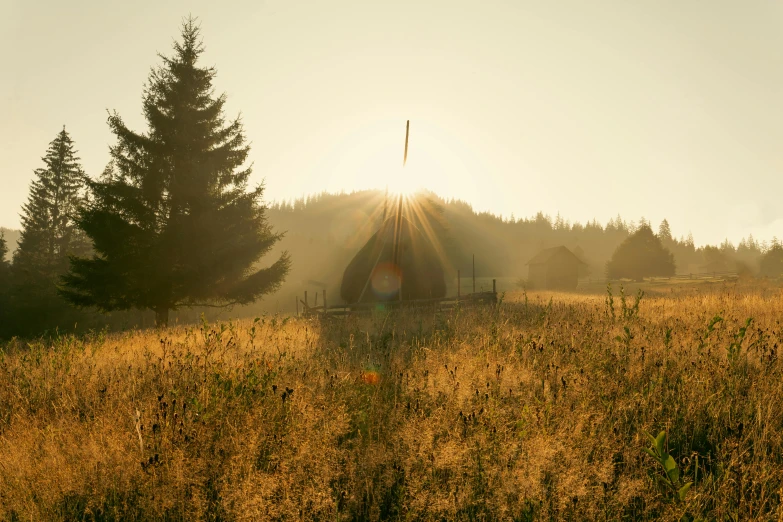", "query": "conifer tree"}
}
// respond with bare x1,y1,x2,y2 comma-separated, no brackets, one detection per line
10,127,89,335
61,19,290,326
13,127,88,277
760,243,783,278
658,219,673,244
606,224,675,281
0,235,8,273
